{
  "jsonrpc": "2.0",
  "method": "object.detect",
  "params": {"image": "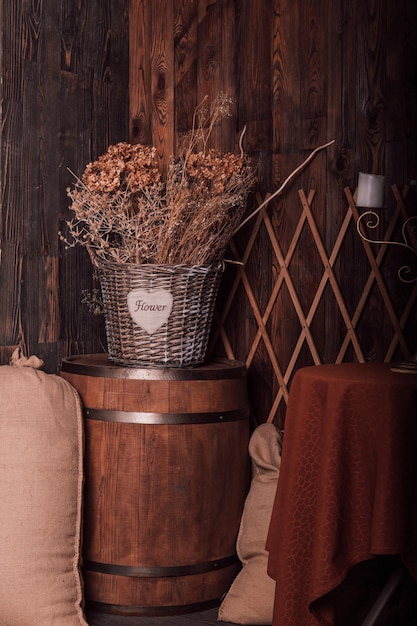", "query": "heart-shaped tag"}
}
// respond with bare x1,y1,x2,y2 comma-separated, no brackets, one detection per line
127,288,173,334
